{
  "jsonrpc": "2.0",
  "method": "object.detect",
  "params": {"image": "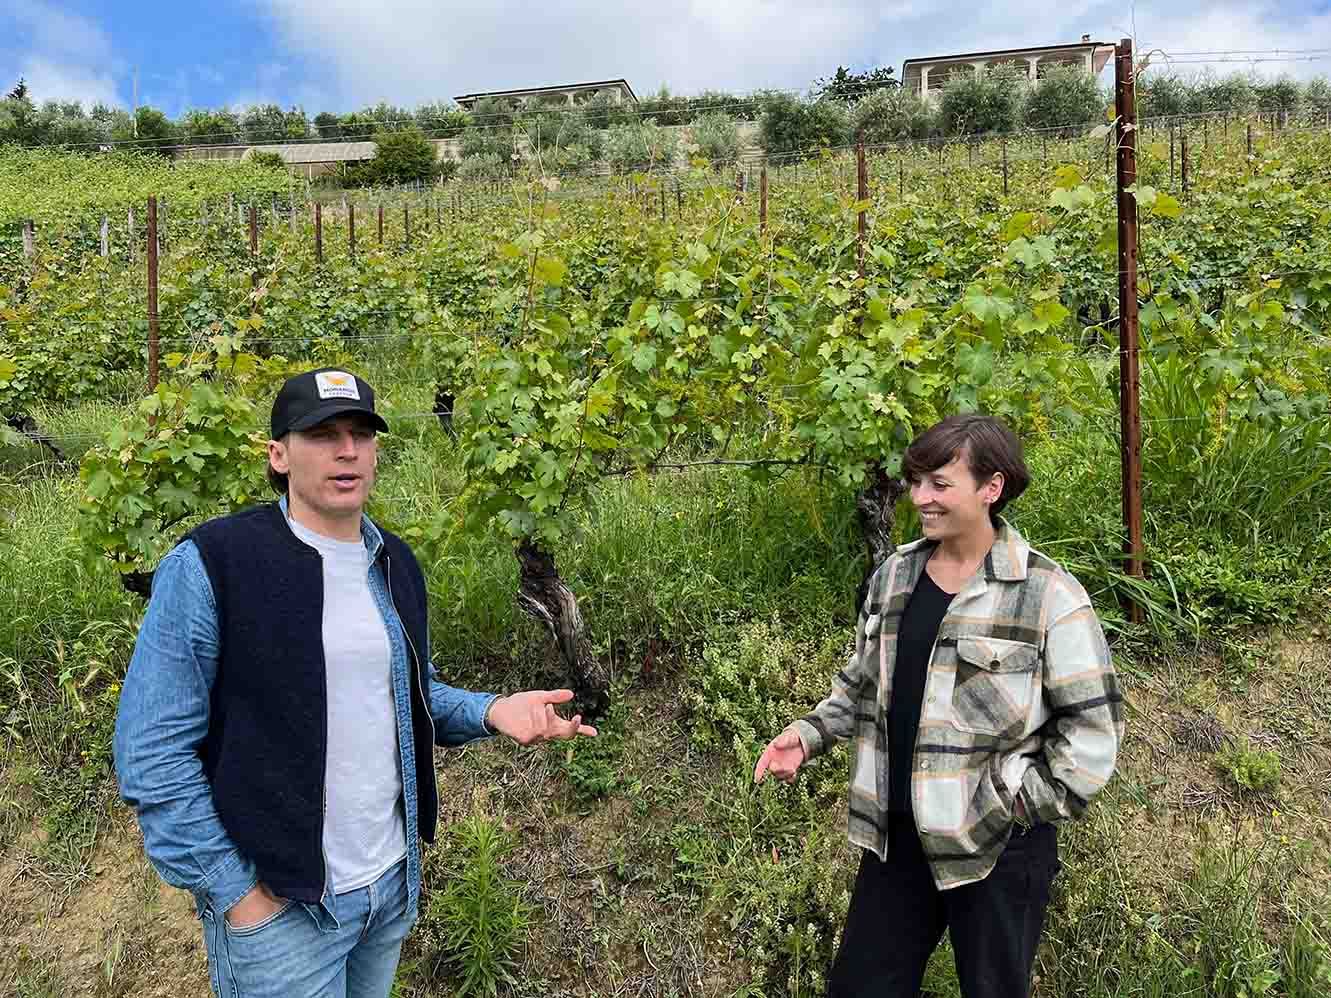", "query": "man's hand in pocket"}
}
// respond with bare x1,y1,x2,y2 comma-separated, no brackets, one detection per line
225,883,286,929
